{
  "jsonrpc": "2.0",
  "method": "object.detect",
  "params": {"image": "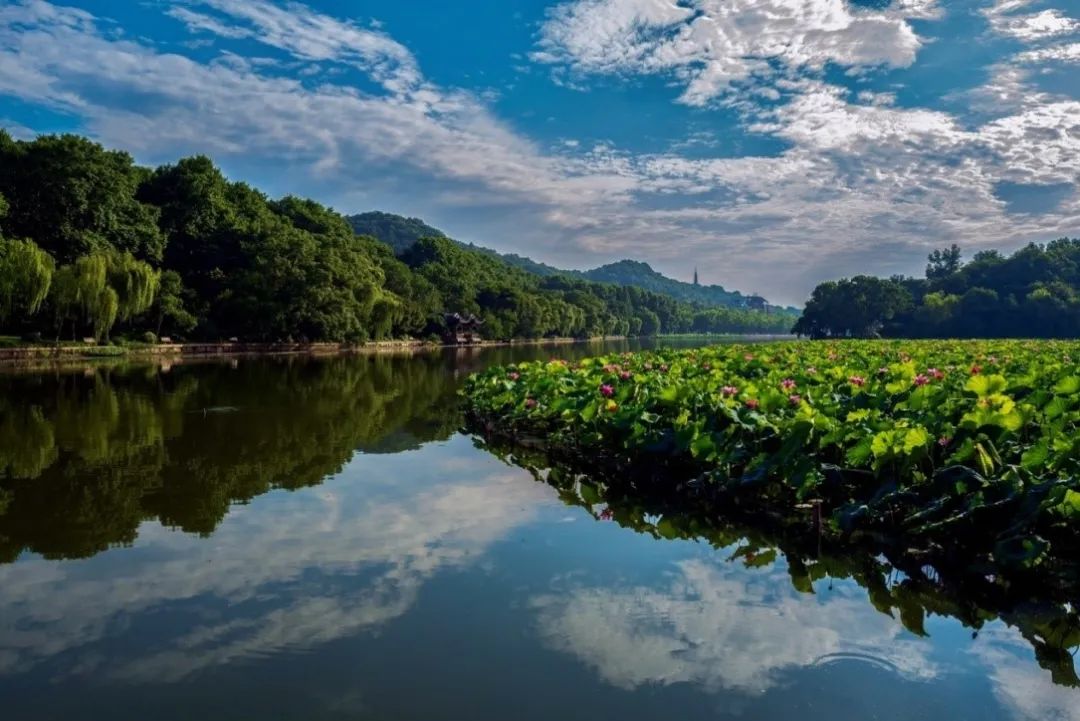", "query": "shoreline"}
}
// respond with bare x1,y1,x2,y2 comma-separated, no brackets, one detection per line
0,334,792,368
0,337,567,367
